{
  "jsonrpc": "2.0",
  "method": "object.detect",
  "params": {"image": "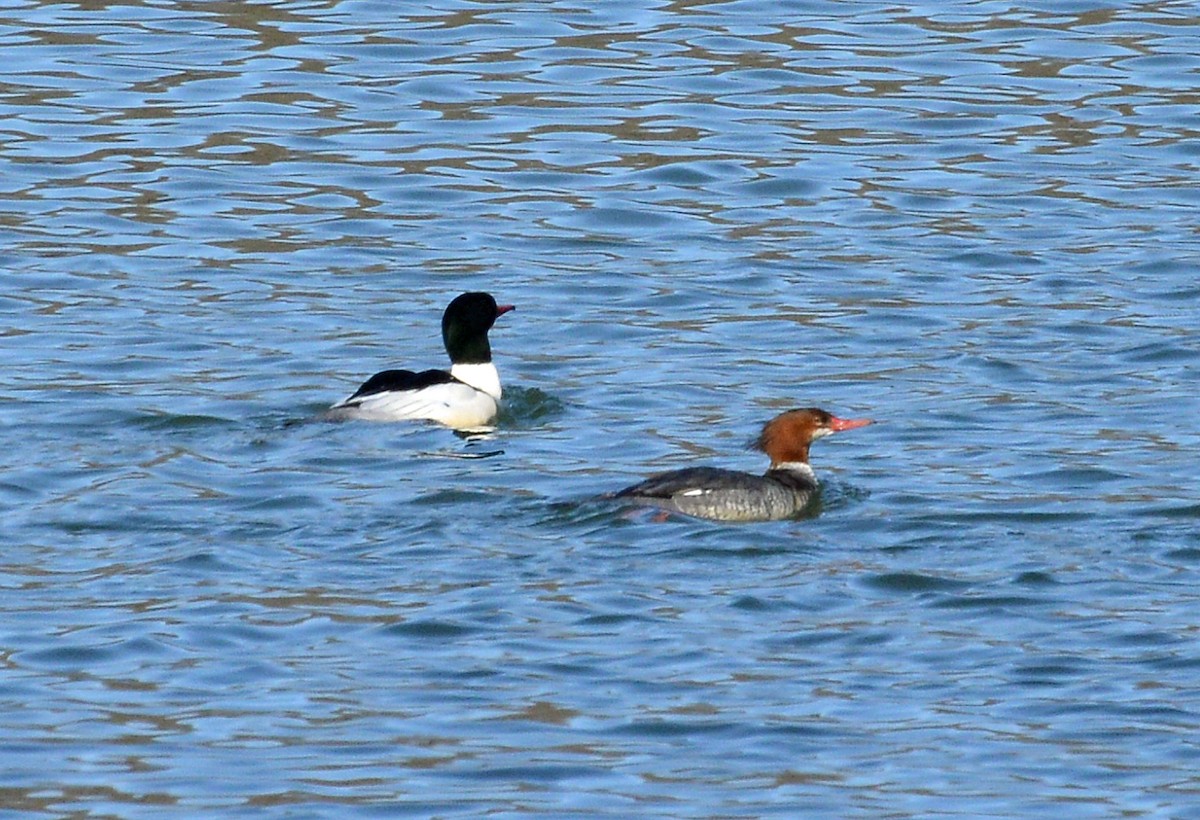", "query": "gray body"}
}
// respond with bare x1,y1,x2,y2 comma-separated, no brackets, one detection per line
615,465,819,522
